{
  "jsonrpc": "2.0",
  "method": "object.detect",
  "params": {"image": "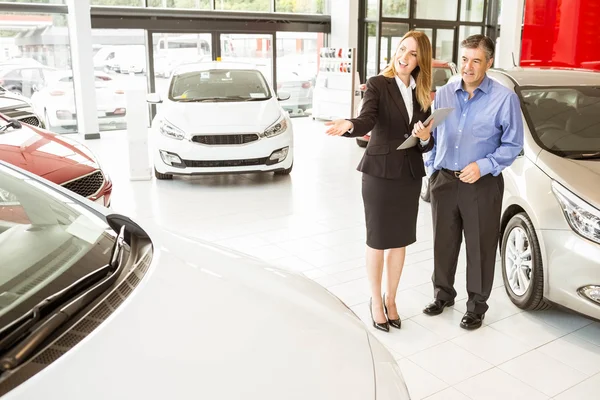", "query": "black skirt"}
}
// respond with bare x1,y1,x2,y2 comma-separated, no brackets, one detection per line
361,172,422,250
